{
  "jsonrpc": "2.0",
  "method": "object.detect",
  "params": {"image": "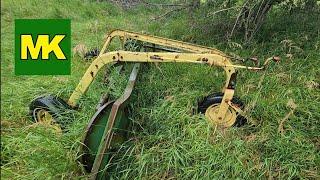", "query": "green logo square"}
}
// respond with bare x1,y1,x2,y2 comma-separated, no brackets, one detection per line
15,19,71,75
